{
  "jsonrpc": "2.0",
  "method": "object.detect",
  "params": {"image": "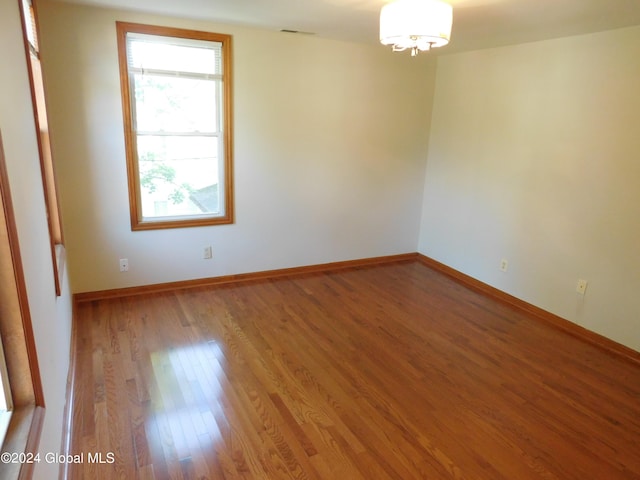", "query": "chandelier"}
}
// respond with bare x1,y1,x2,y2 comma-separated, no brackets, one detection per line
380,0,453,56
